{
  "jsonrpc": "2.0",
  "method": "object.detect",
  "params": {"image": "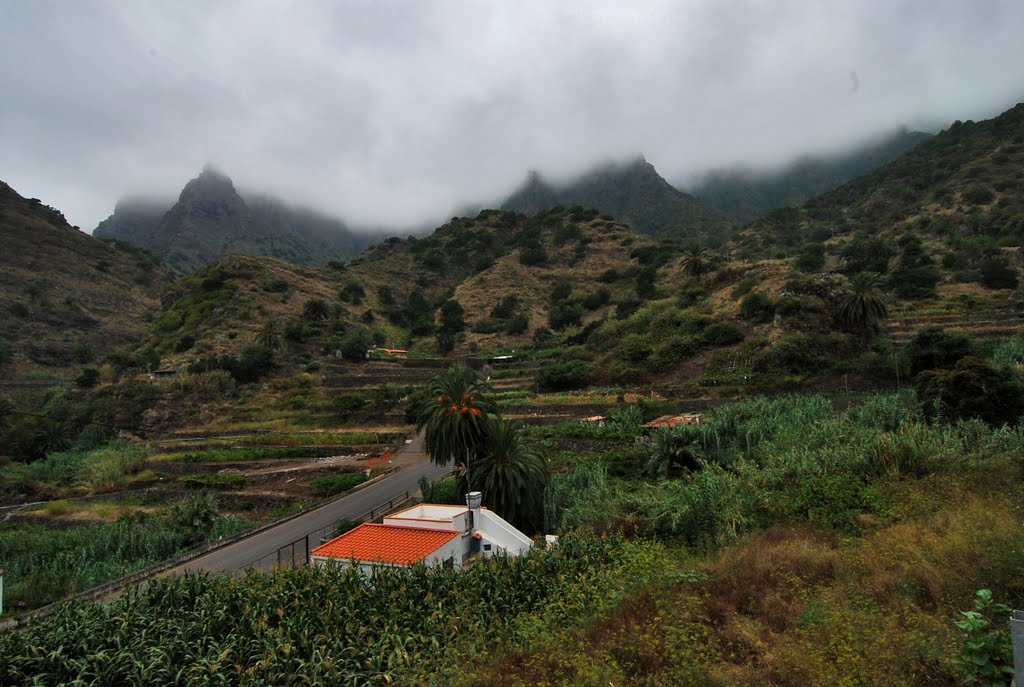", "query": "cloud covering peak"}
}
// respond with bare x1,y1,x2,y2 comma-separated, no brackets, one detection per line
2,0,1023,231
